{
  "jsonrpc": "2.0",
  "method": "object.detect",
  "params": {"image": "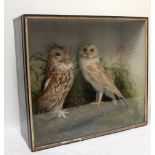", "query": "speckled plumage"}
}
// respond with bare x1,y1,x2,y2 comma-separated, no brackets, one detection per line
38,45,74,118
